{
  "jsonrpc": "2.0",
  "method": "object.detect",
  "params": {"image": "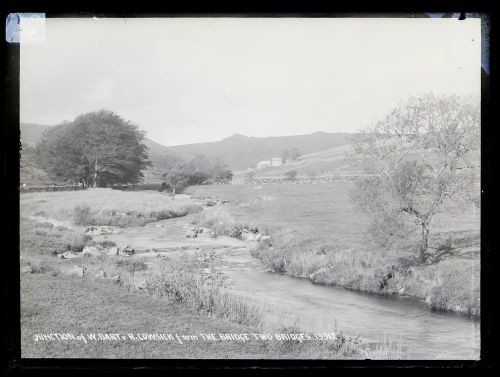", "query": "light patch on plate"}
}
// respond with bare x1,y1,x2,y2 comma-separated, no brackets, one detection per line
5,13,45,44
